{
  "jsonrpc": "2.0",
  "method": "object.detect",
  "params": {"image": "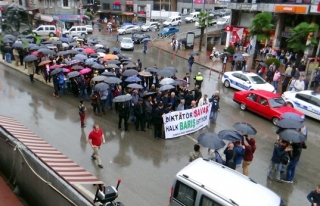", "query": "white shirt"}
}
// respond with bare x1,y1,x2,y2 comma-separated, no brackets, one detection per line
293,80,305,91
223,56,227,64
